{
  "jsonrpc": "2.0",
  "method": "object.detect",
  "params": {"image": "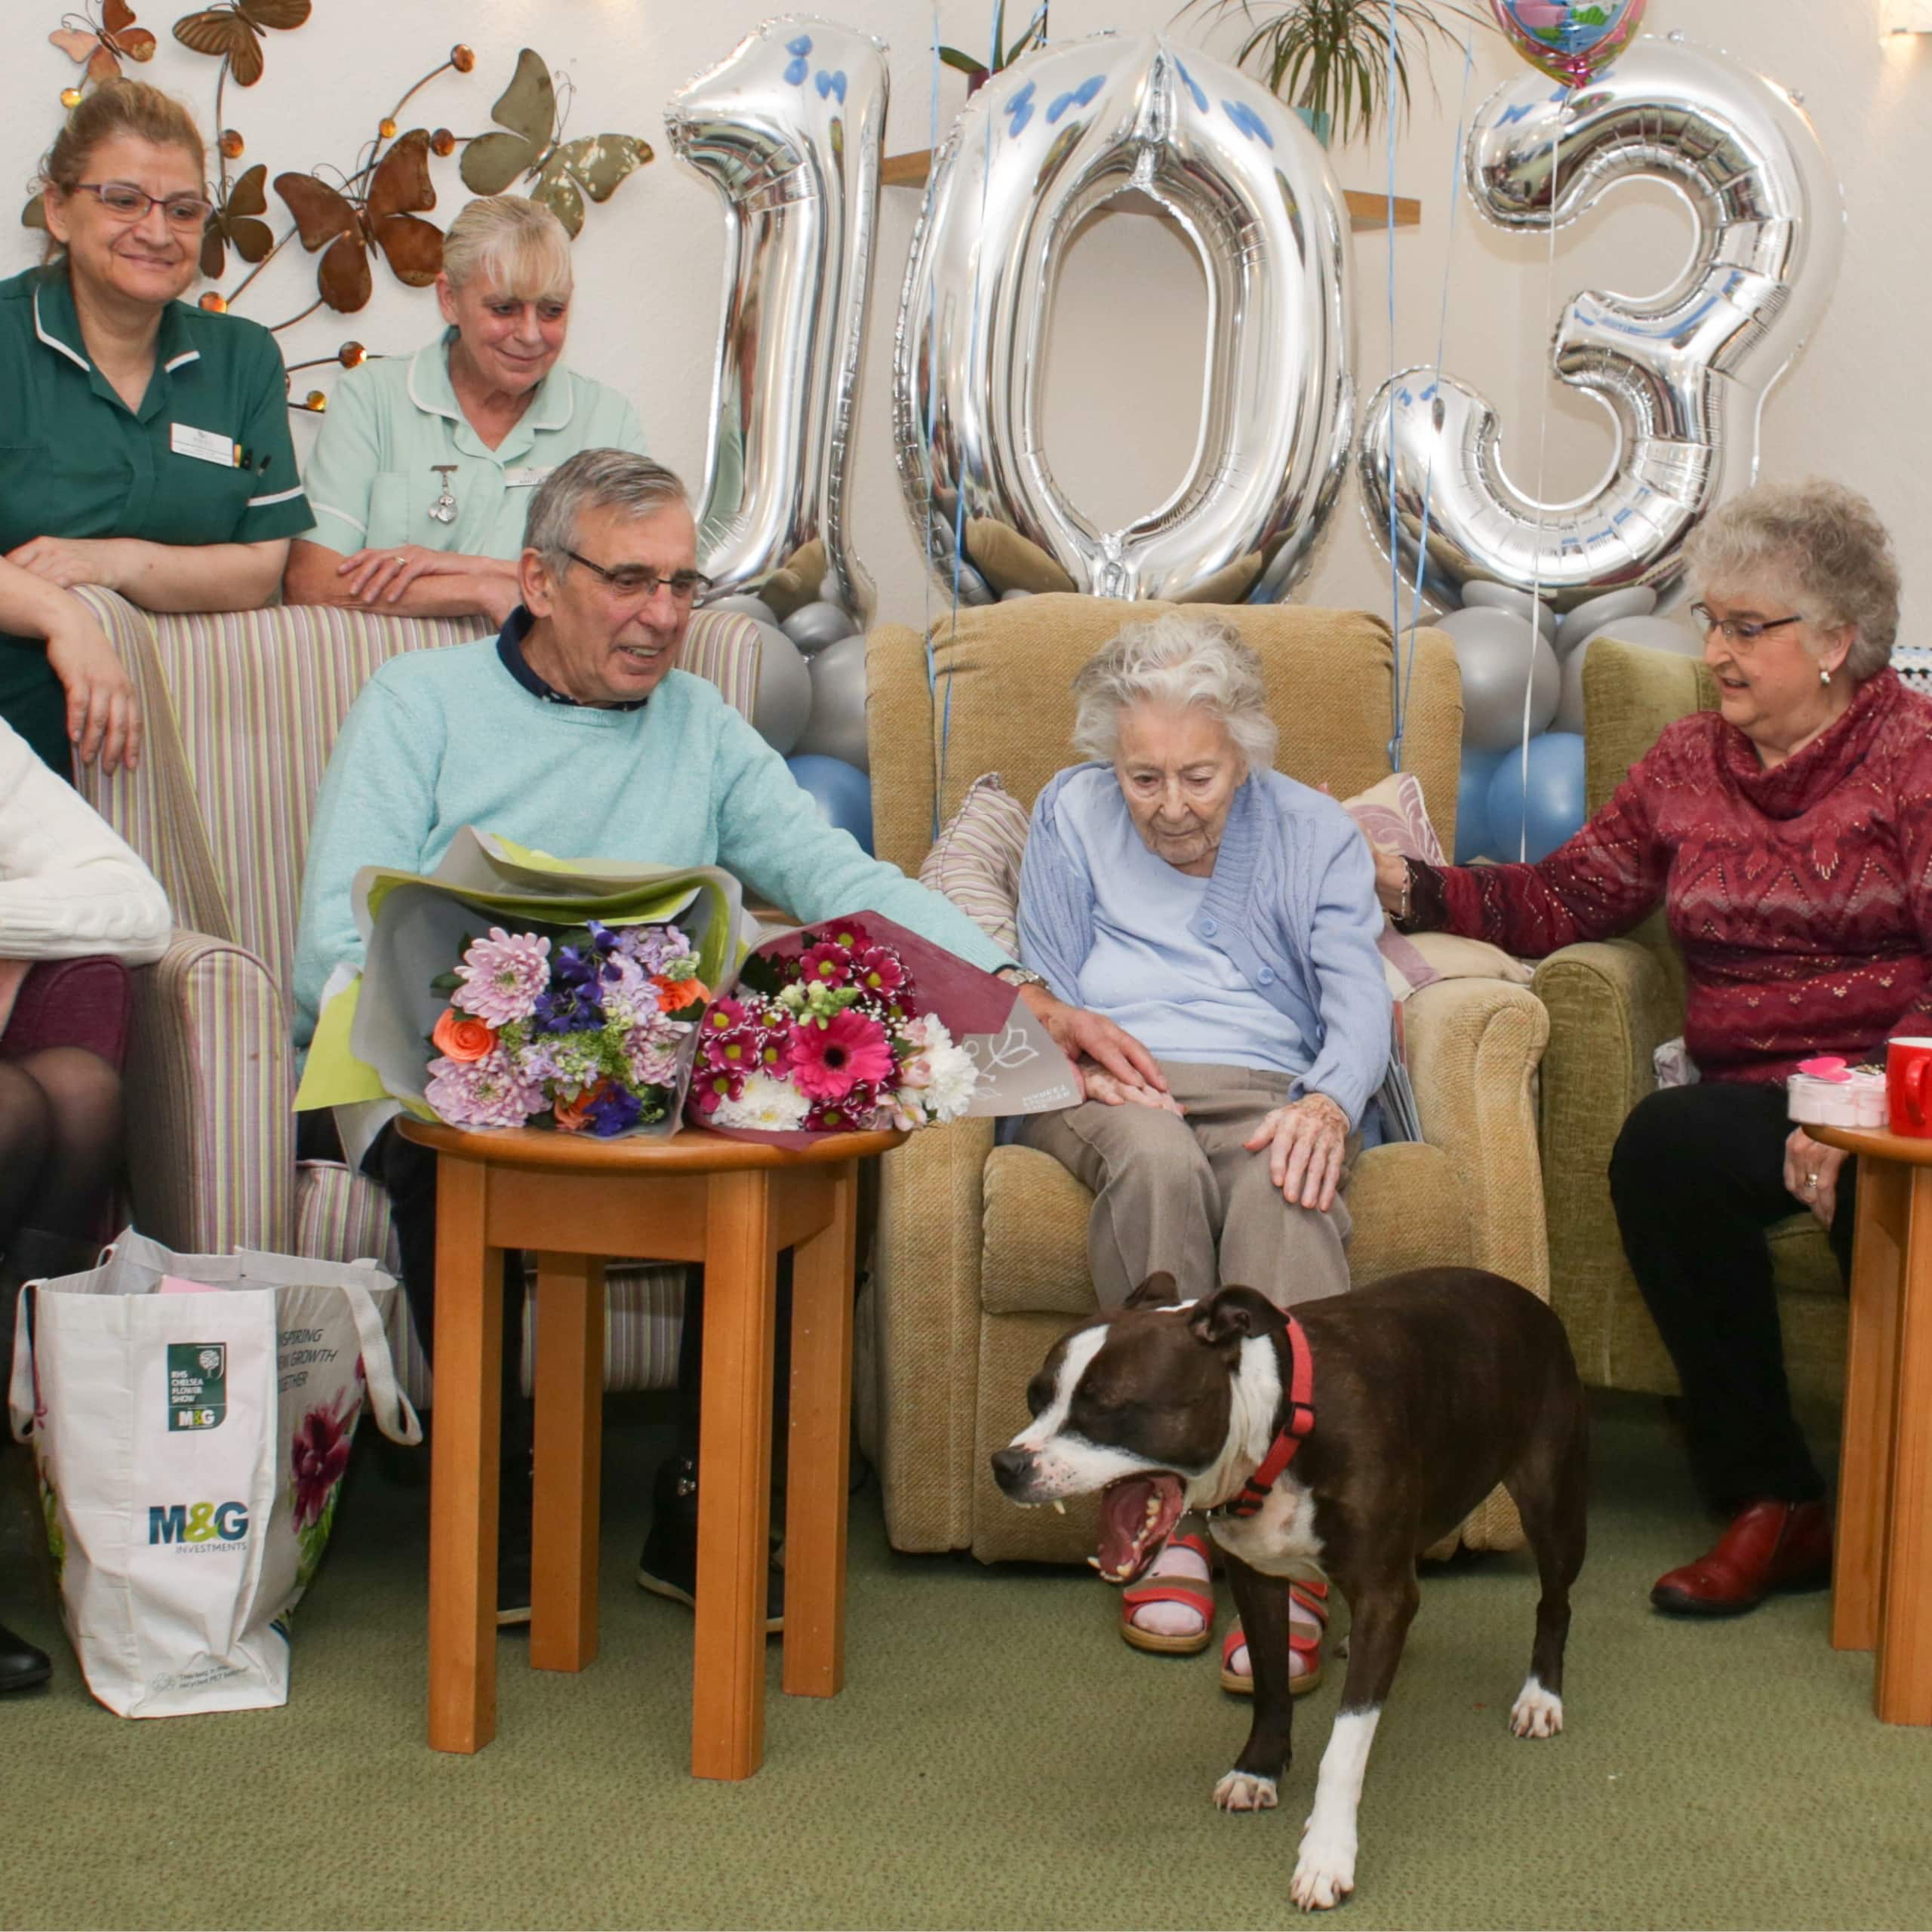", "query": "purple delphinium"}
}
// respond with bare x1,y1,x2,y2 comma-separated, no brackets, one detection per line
586,1084,645,1137
532,943,606,1034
